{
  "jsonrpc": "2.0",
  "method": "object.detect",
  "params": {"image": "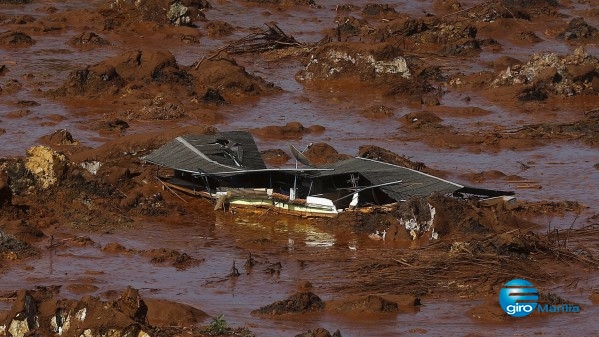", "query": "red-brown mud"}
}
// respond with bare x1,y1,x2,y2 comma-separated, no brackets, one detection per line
2,0,599,336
